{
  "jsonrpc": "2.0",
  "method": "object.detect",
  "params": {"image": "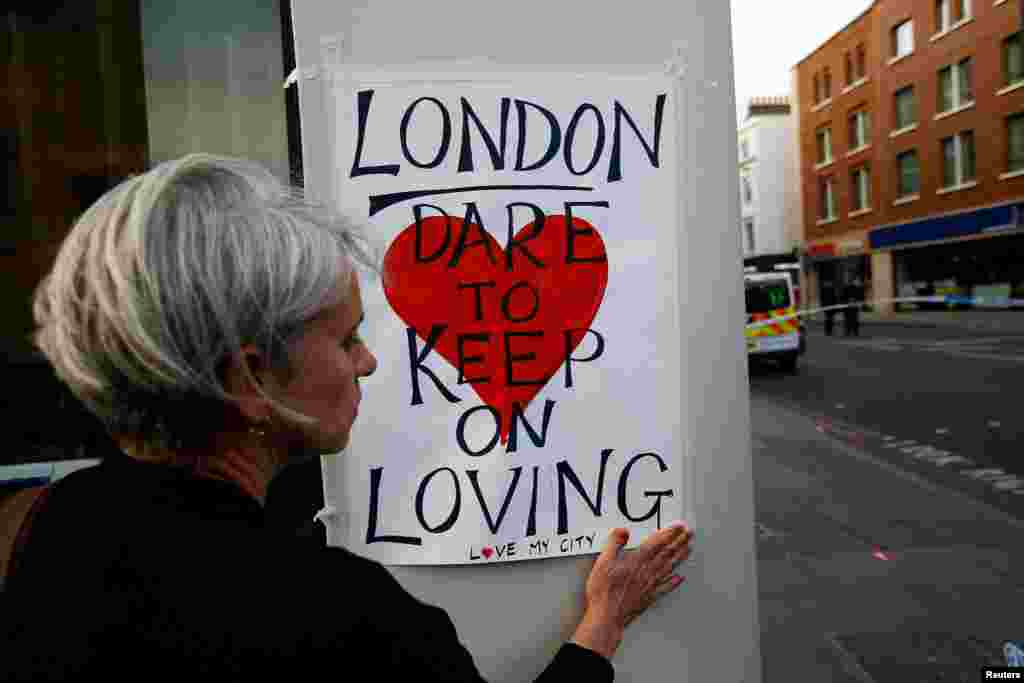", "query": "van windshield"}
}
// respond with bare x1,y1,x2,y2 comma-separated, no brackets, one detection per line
745,280,791,313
